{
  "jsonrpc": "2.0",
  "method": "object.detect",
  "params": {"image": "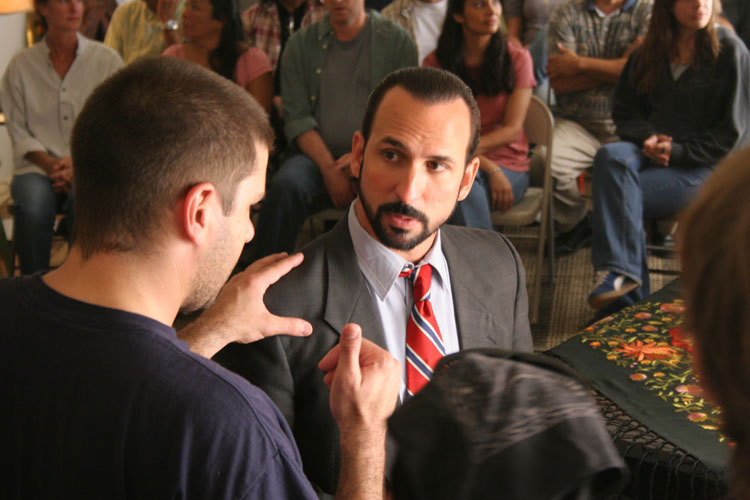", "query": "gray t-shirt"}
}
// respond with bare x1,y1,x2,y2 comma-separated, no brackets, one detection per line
316,18,372,158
